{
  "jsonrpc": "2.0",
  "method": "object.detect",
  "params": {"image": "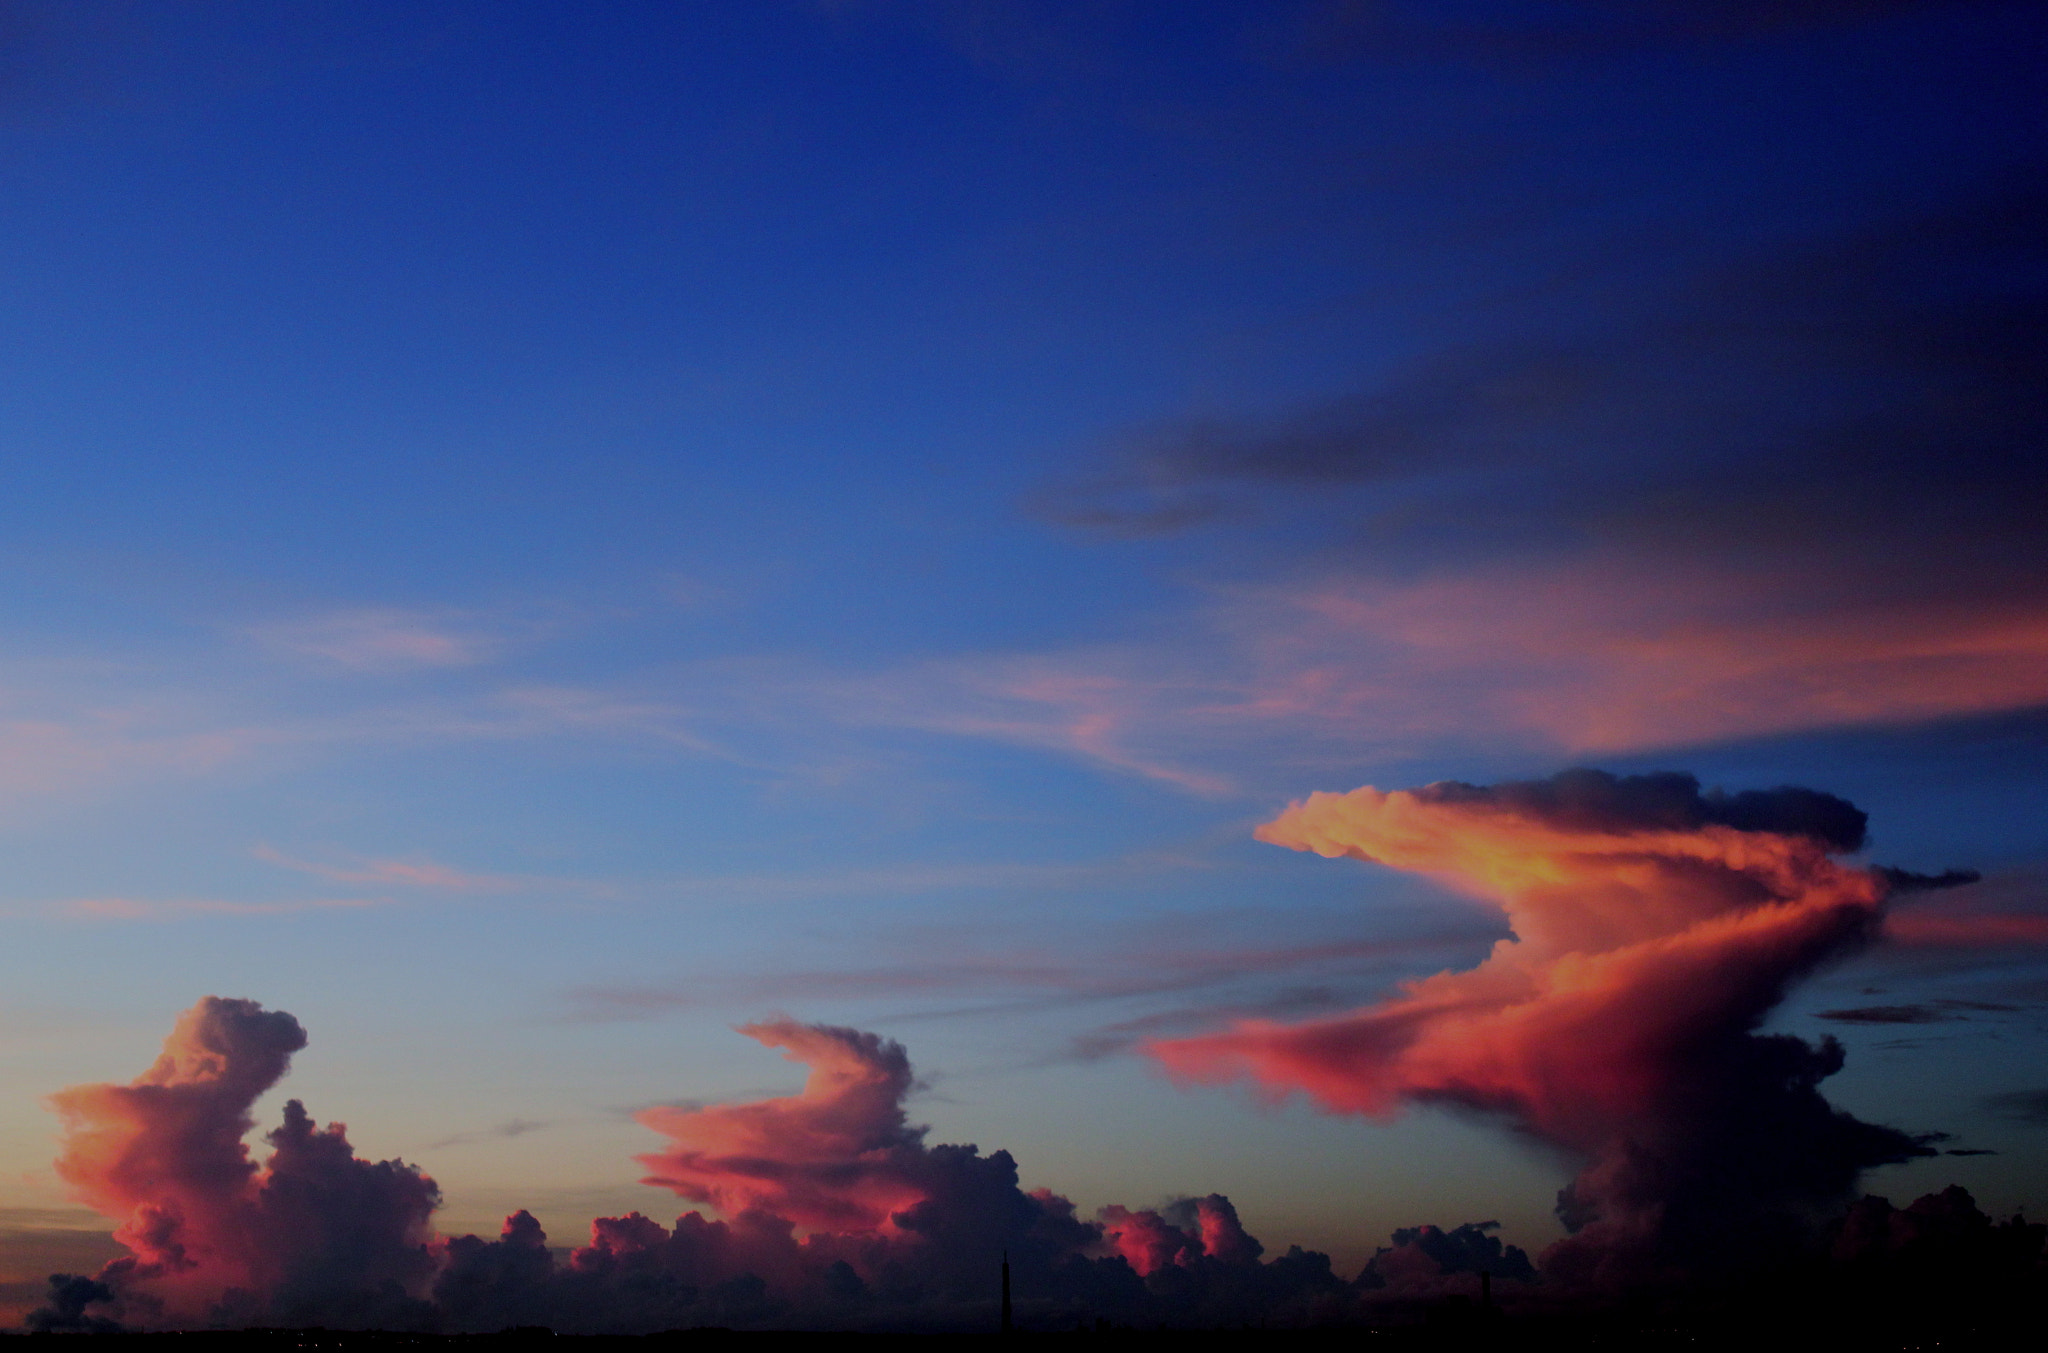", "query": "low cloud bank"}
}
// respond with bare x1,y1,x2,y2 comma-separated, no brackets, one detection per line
27,773,2046,1330
33,1004,1355,1332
